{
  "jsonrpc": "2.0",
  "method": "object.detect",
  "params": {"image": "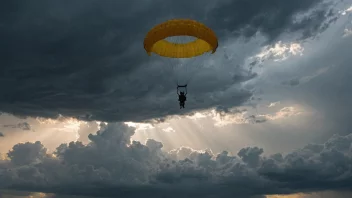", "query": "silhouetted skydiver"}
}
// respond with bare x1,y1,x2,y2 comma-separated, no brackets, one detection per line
177,85,187,109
